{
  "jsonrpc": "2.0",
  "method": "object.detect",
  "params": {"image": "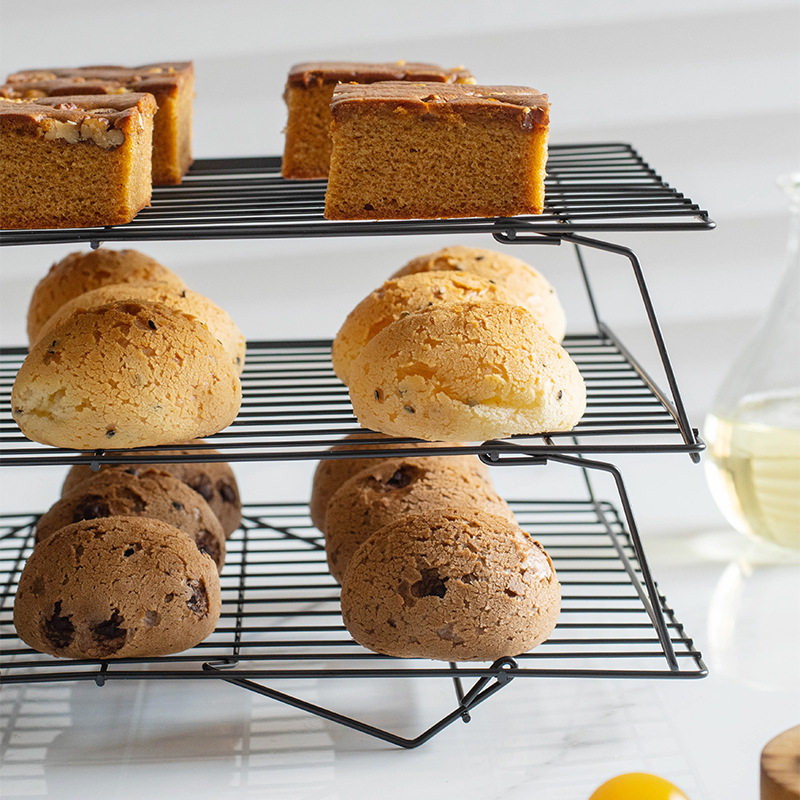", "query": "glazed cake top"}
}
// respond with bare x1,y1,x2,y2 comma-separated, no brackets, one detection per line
6,62,193,95
0,93,157,147
330,82,550,128
1,78,131,99
287,61,473,88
